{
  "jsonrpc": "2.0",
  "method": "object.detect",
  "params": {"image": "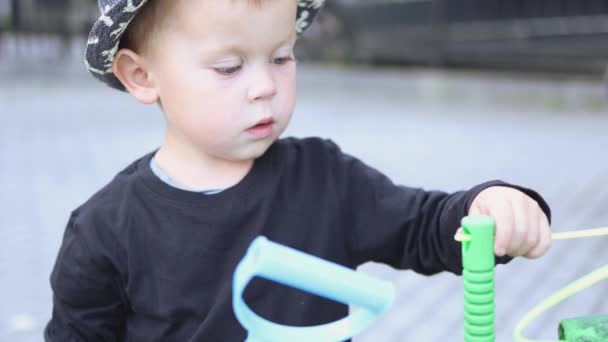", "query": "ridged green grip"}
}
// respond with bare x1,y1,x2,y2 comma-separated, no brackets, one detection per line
559,315,608,341
462,215,496,342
